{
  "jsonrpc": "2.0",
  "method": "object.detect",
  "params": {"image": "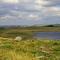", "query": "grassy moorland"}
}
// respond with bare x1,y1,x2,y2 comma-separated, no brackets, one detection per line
0,37,60,60
0,26,60,60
